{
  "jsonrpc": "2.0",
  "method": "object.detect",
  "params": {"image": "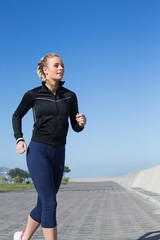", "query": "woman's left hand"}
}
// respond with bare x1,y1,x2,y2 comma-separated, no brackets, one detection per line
76,113,87,127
